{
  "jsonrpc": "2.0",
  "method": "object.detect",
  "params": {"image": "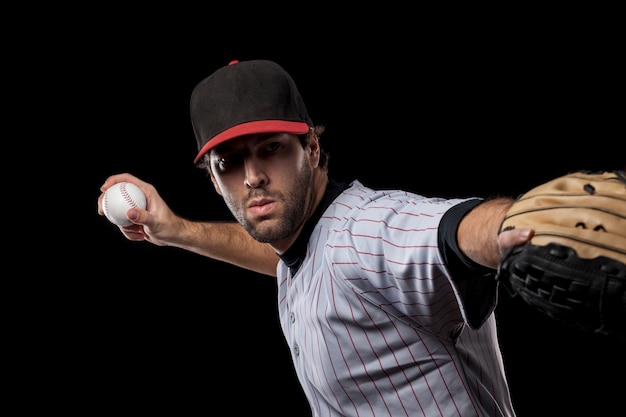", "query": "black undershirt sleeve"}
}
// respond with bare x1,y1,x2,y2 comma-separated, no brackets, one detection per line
438,199,499,329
